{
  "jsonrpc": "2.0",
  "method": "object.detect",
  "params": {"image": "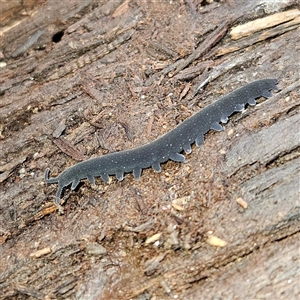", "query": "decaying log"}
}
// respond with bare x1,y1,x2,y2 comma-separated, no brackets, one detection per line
0,0,299,299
